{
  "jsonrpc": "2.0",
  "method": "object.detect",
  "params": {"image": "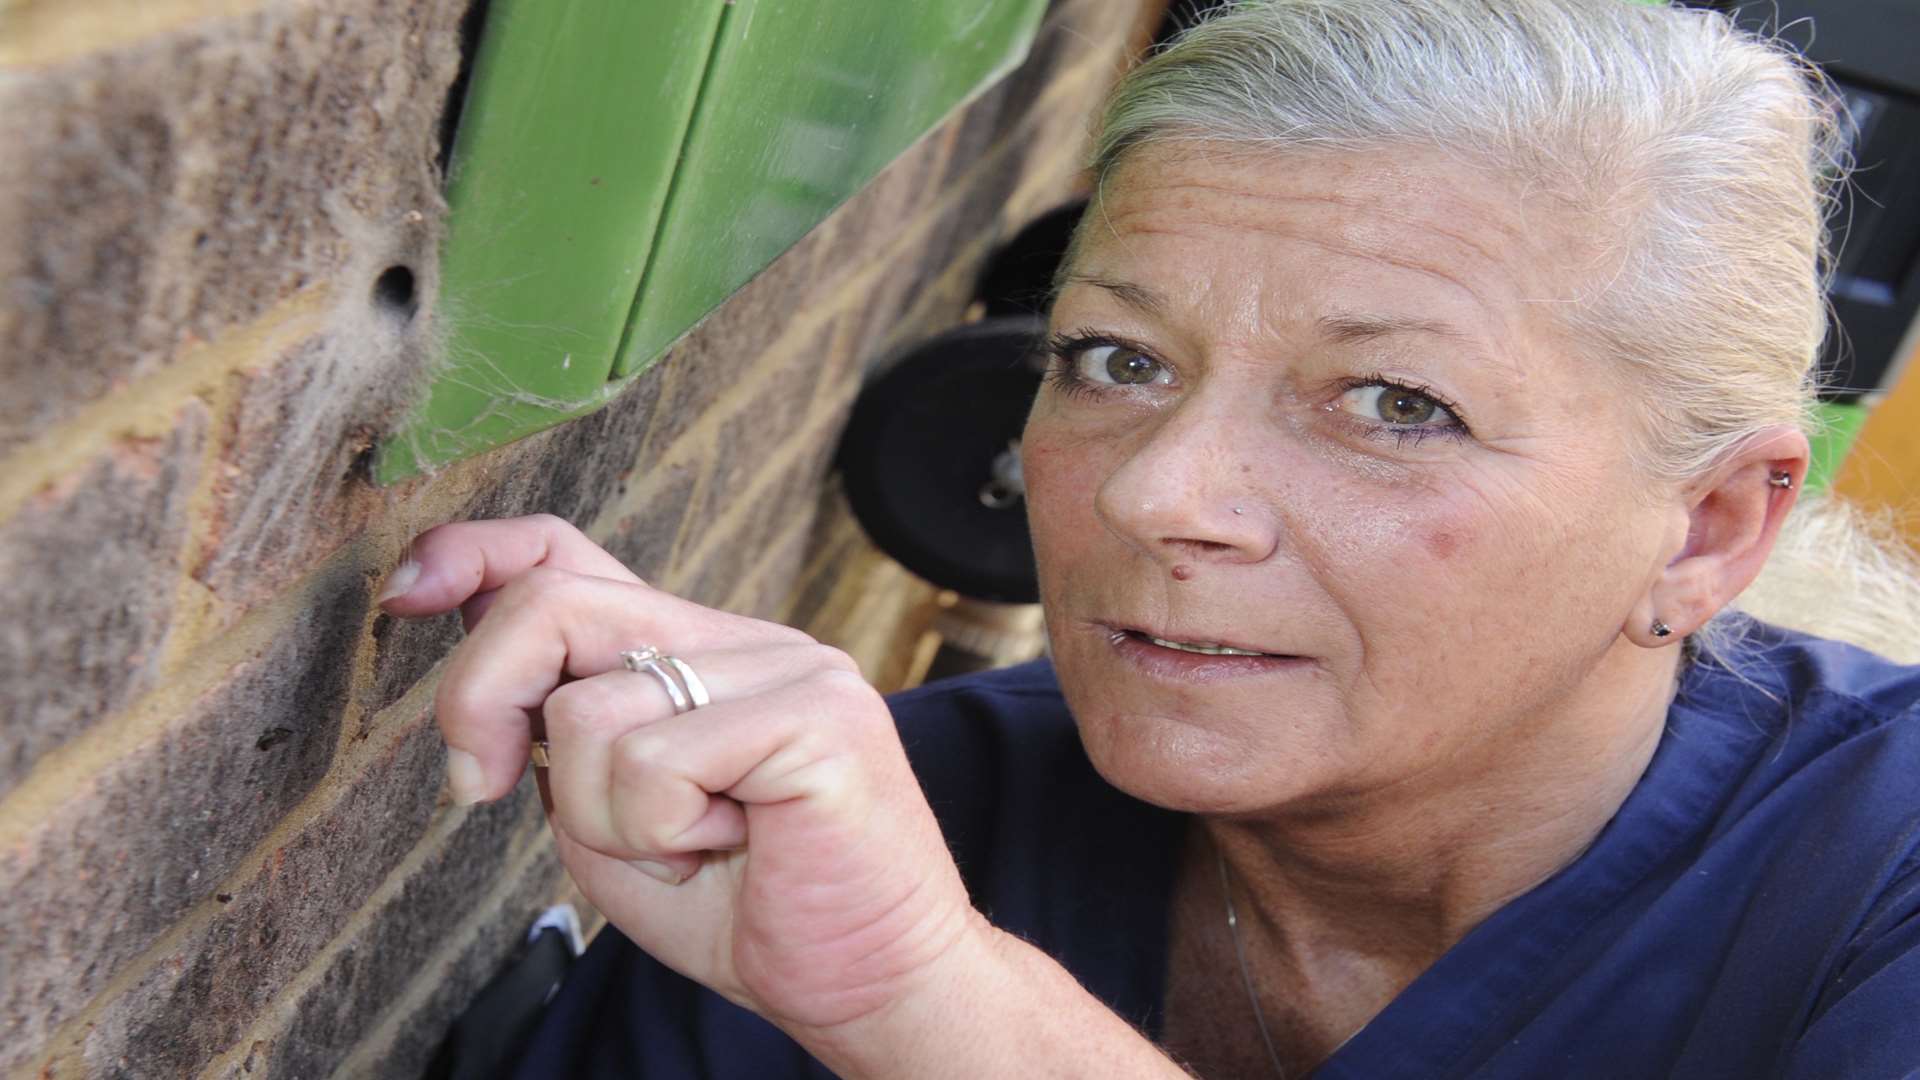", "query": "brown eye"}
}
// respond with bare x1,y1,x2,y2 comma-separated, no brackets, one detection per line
1072,344,1172,388
1378,388,1437,424
1107,349,1159,384
1337,384,1458,427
